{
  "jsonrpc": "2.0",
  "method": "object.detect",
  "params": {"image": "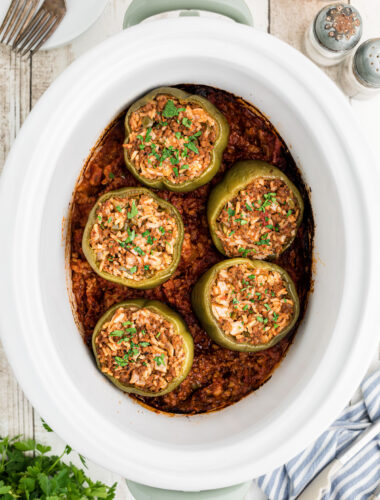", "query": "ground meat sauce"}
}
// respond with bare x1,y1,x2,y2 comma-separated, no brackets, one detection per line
211,264,295,345
69,85,314,415
216,177,301,259
124,94,217,184
94,306,186,393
